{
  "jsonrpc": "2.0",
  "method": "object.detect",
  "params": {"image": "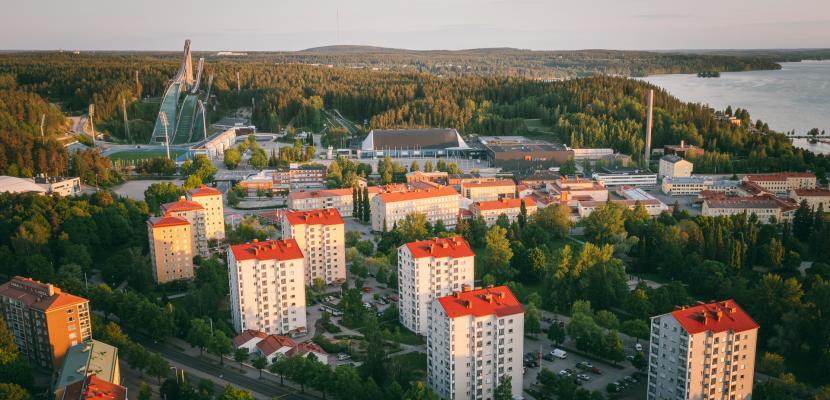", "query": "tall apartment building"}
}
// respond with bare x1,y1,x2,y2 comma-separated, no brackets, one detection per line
147,215,194,283
469,198,537,227
161,198,208,258
648,300,758,400
743,172,816,195
371,187,460,231
428,286,524,400
228,239,307,335
460,180,517,202
282,208,346,285
187,185,226,241
0,277,91,369
397,237,475,335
